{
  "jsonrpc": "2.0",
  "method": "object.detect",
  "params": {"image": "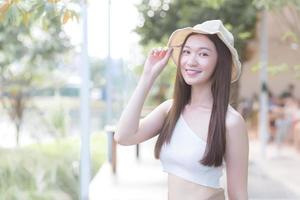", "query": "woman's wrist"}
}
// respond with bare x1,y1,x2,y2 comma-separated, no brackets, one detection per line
140,73,156,86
